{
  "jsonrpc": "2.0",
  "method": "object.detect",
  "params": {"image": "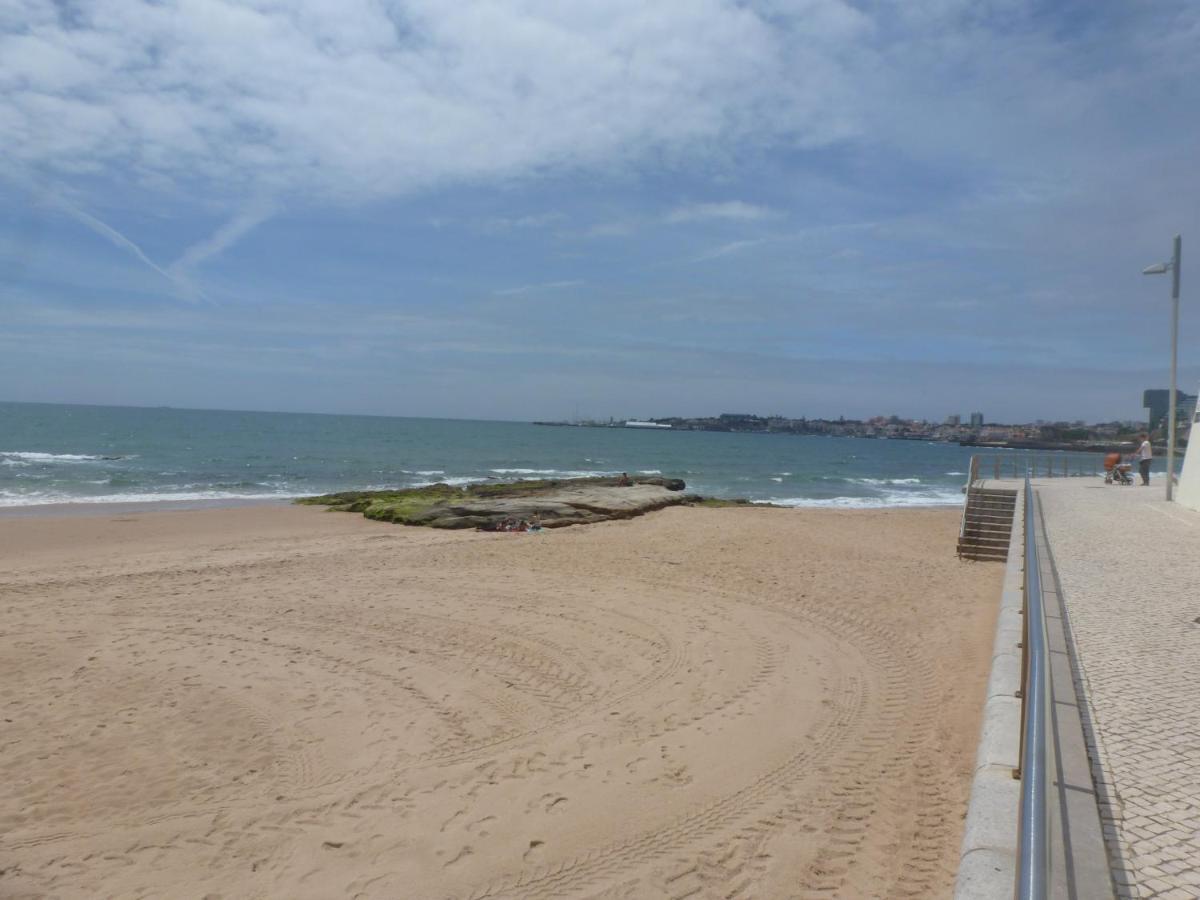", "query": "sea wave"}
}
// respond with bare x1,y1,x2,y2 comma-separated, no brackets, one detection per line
0,488,304,508
1,451,115,463
489,468,615,478
763,489,963,509
851,477,922,485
